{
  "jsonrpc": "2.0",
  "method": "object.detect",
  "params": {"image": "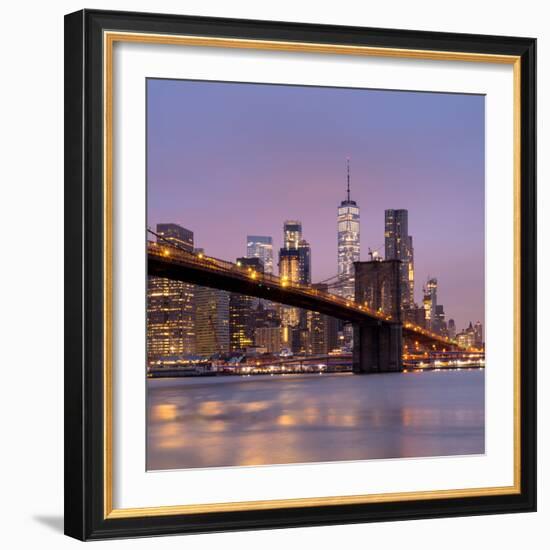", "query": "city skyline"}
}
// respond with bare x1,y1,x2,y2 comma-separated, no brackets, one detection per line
147,78,485,330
